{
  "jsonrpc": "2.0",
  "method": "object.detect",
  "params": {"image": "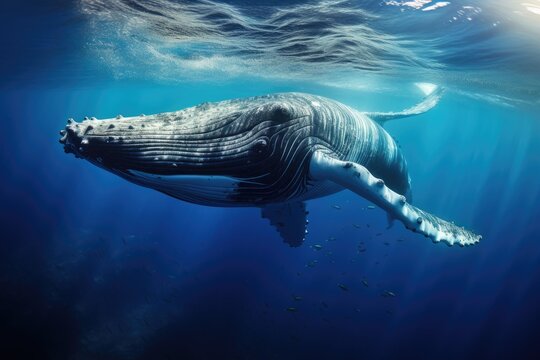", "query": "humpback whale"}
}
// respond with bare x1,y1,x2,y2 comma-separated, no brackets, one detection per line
59,90,481,247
